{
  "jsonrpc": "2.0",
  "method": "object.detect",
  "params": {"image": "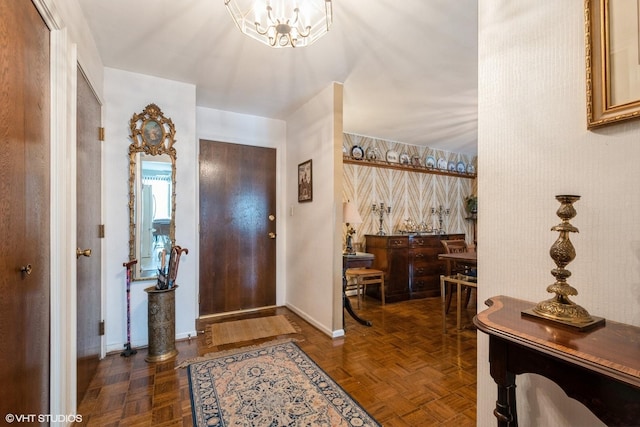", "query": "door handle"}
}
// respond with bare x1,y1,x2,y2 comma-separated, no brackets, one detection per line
20,264,33,275
268,232,276,239
76,248,92,258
